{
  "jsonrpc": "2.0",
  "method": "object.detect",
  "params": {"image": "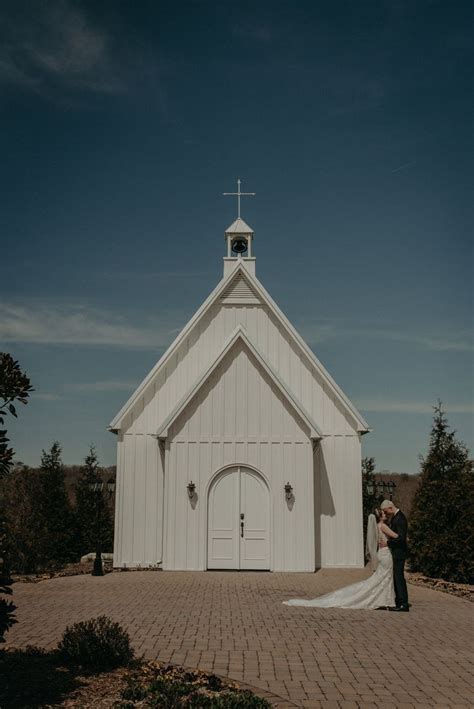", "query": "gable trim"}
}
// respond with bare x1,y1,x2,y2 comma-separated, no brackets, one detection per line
109,261,369,432
247,277,370,432
156,325,323,440
109,261,247,430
